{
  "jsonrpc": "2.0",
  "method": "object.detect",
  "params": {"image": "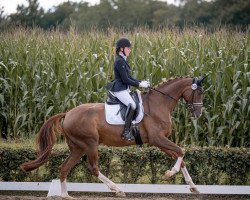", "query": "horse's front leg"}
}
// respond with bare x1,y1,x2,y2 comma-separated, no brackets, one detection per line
181,165,199,193
167,158,200,193
151,135,199,193
165,156,183,177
